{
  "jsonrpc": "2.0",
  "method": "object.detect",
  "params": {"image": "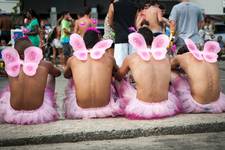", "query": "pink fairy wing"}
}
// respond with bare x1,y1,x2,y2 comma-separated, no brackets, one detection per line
203,41,221,54
151,48,167,60
137,50,151,61
184,39,203,61
73,50,88,61
24,46,43,63
5,63,20,77
92,39,113,51
90,49,105,60
151,34,170,49
202,41,220,63
23,63,39,76
128,33,148,50
1,47,20,77
151,34,169,60
69,33,87,51
203,53,218,63
23,46,43,76
91,39,113,59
